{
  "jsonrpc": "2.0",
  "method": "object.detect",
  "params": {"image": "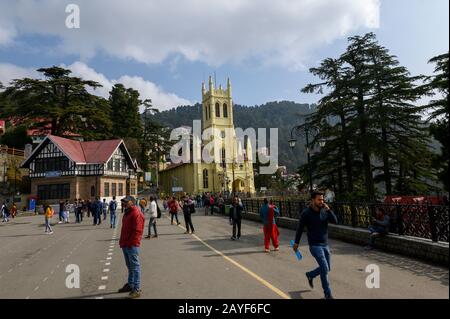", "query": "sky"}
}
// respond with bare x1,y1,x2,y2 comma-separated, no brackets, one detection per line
0,0,448,112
